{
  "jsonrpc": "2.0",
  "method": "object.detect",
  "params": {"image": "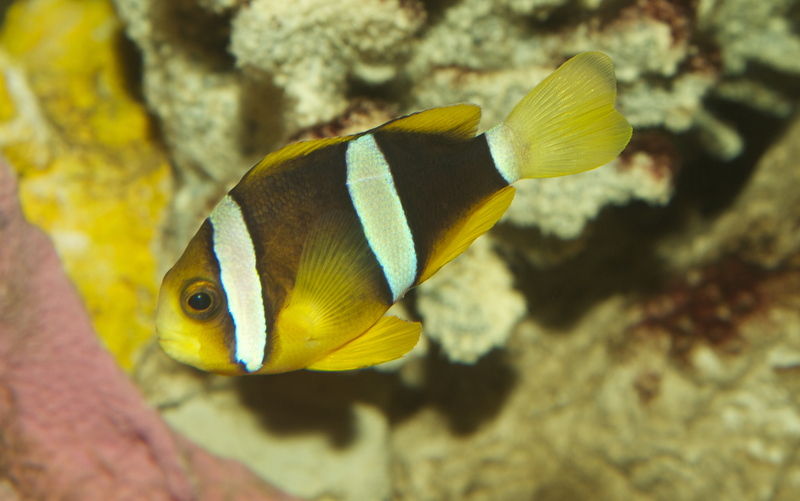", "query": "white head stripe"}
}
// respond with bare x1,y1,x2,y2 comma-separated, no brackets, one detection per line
346,134,417,301
209,195,267,372
485,123,520,183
